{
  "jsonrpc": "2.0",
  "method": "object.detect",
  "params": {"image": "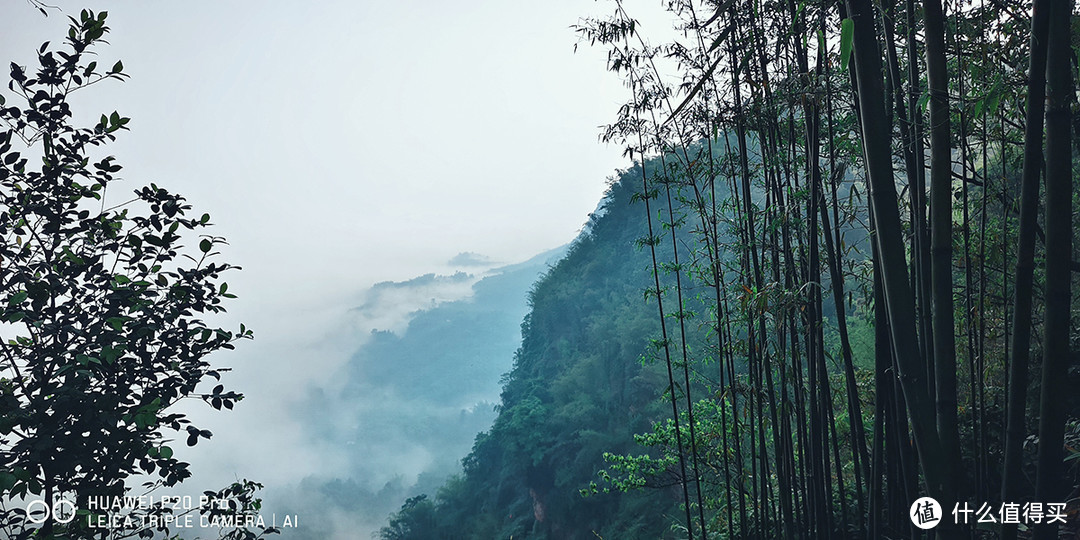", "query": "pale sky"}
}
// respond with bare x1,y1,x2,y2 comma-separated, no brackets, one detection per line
4,1,639,296
3,1,670,534
2,0,635,421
